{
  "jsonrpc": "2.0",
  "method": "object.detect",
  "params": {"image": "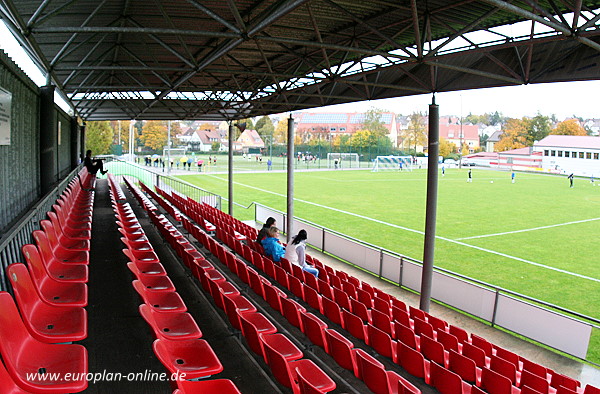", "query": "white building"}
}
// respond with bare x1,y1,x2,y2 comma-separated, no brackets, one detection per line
533,135,600,176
